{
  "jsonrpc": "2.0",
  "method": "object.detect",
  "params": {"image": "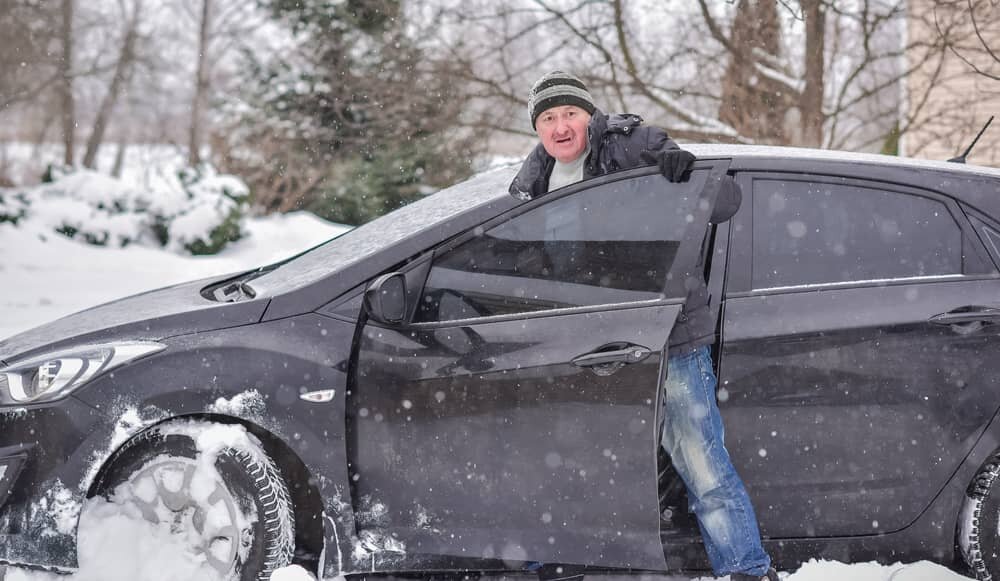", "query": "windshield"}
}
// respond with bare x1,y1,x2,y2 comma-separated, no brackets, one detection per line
248,165,518,296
